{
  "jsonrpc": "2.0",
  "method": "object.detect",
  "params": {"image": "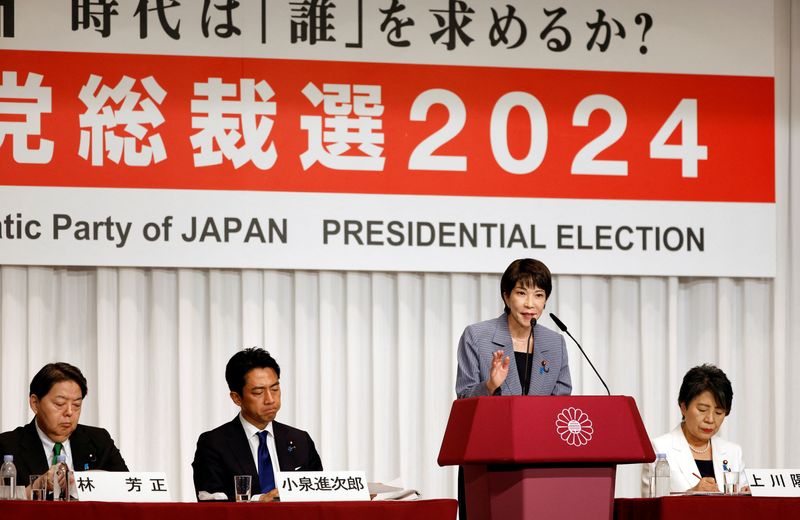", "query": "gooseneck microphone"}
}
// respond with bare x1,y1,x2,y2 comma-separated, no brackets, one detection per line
549,313,611,396
522,317,536,395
